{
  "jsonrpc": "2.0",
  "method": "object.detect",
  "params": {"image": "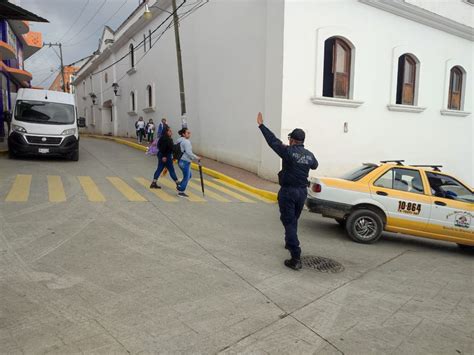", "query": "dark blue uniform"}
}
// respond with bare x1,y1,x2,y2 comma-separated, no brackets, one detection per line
259,124,318,260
